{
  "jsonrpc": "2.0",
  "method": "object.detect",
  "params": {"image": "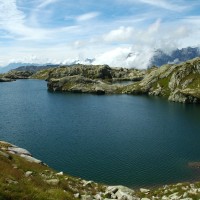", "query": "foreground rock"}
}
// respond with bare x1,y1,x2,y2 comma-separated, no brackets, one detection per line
1,140,200,199
2,141,43,164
